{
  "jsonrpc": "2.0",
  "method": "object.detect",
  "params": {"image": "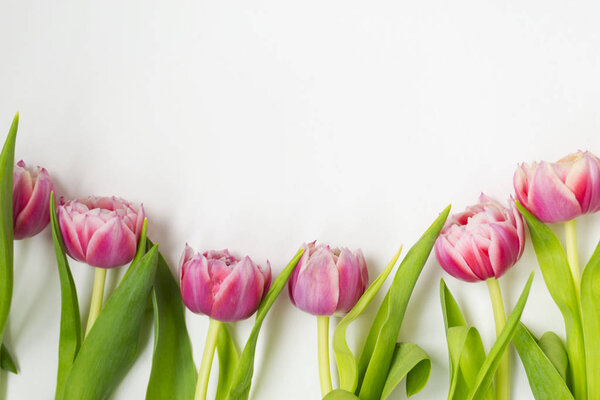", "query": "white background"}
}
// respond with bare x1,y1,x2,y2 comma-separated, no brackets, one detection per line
1,0,600,399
